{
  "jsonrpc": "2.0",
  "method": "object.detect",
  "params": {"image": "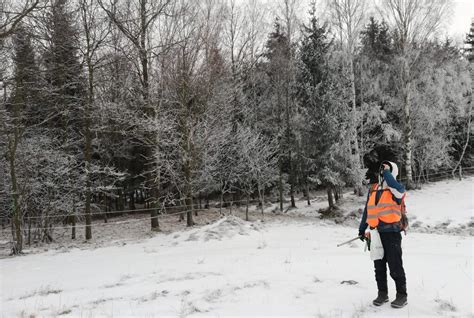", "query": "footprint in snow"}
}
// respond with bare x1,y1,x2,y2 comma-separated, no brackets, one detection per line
434,298,457,312
340,280,358,285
